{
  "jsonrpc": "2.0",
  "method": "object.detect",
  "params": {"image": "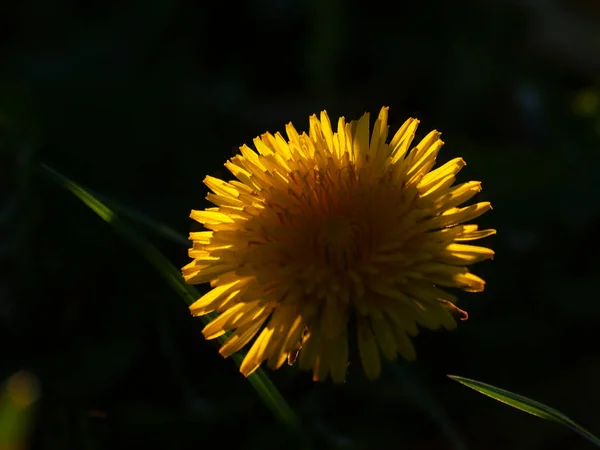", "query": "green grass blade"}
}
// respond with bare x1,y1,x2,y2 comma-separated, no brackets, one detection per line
40,163,300,429
91,190,189,247
0,371,40,450
448,375,600,447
